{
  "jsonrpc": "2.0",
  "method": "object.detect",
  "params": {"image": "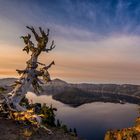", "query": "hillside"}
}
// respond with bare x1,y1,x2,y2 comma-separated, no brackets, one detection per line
1,78,140,106
53,87,95,107
0,117,82,140
105,116,140,140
